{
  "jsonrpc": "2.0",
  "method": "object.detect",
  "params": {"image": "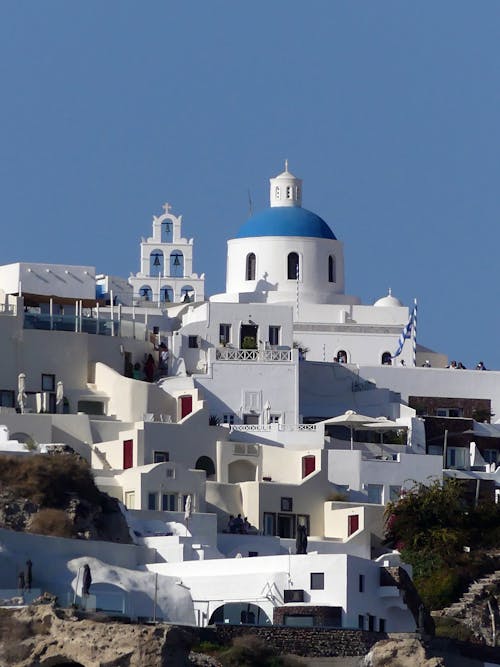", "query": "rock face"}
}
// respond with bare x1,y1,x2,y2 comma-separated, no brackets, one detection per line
363,638,445,667
0,605,197,667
